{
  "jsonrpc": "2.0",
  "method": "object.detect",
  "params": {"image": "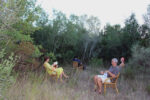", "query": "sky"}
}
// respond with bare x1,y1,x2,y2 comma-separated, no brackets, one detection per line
37,0,150,27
